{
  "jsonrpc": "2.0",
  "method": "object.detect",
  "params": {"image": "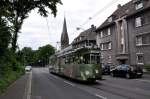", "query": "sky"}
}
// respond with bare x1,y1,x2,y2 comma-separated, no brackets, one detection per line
18,0,131,50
